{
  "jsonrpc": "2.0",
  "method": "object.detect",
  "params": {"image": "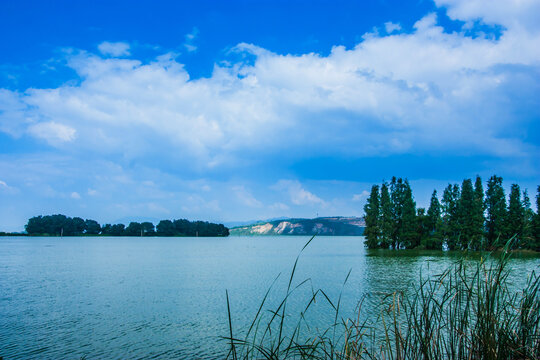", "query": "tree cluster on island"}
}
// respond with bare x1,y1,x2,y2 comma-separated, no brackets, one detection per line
23,214,229,237
363,175,540,251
